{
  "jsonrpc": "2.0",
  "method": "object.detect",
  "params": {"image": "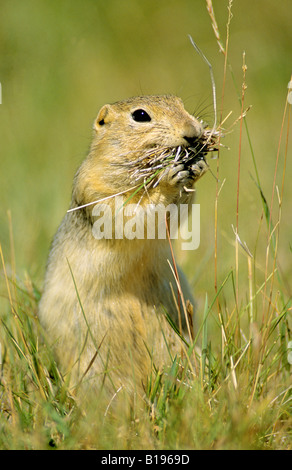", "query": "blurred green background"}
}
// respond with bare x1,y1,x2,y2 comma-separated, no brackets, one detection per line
0,0,291,305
